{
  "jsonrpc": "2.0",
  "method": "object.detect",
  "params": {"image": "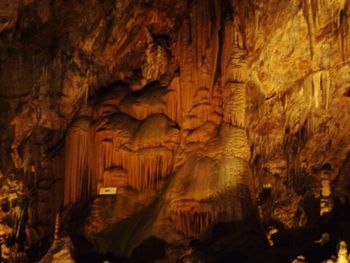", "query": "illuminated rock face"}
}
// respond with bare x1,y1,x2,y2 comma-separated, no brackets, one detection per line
1,0,350,260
